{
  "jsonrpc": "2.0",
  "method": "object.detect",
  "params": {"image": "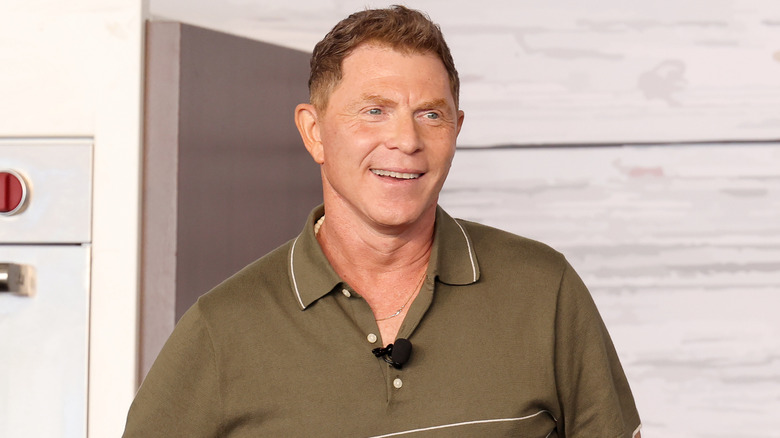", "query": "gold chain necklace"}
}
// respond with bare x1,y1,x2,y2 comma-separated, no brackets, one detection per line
375,271,427,321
